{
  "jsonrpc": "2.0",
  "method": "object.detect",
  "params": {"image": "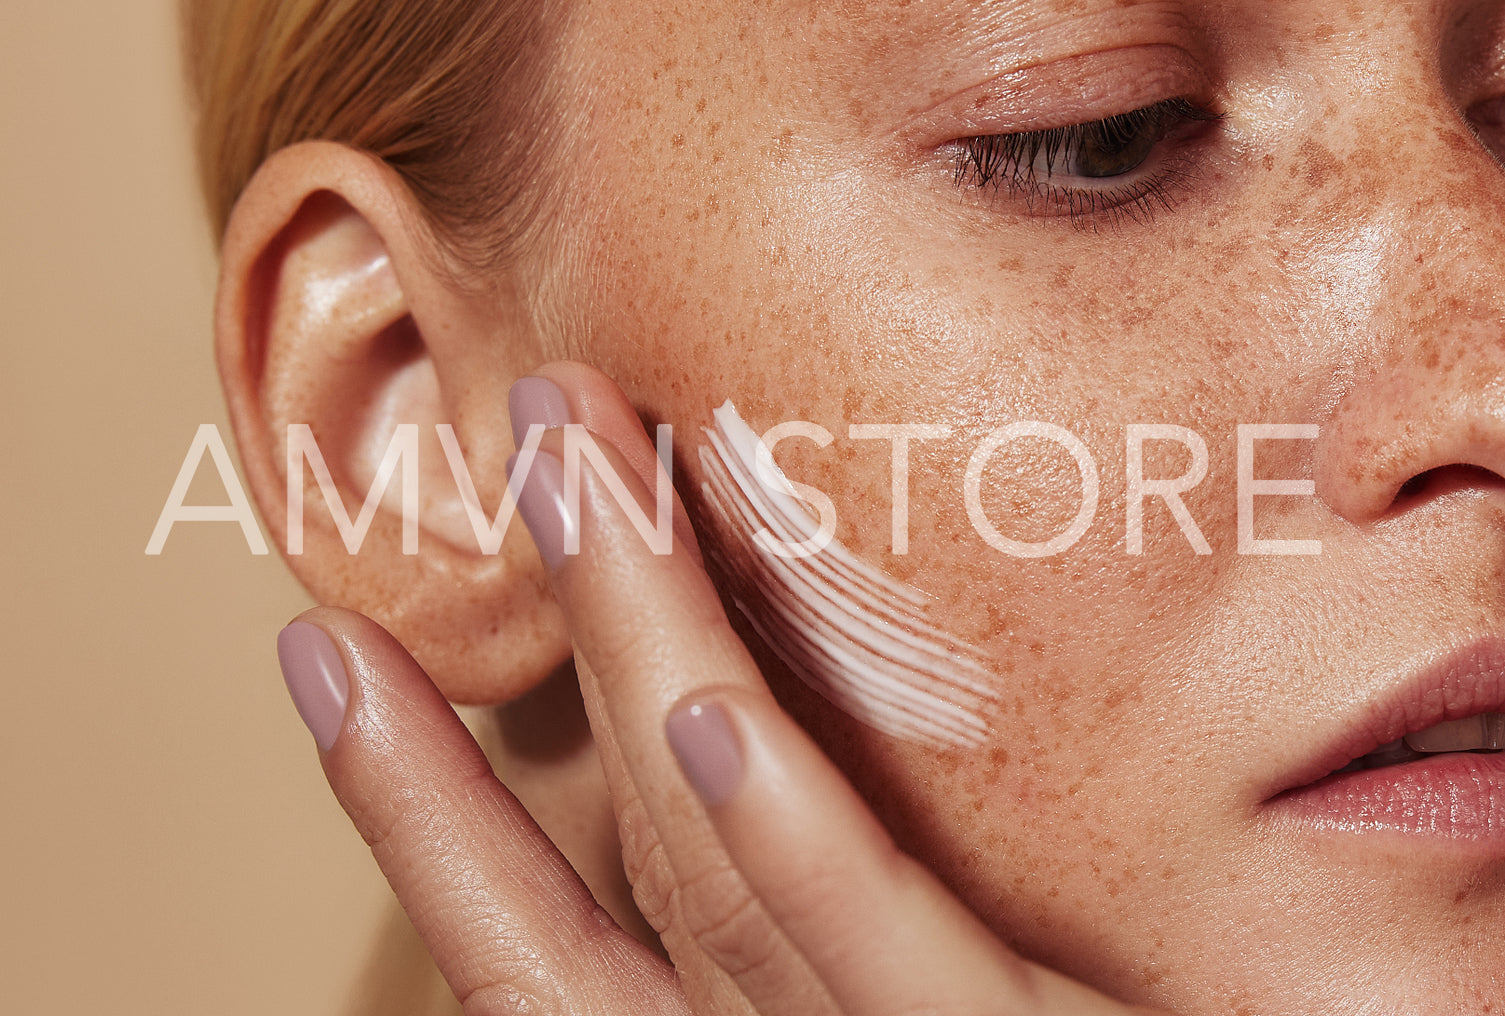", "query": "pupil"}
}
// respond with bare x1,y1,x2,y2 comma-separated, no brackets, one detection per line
1075,121,1159,178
